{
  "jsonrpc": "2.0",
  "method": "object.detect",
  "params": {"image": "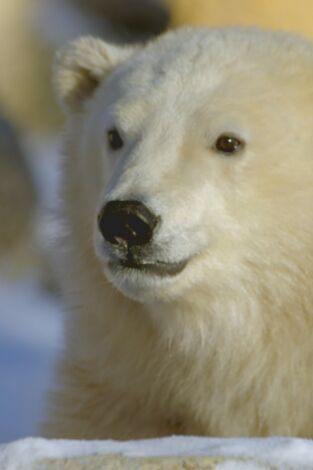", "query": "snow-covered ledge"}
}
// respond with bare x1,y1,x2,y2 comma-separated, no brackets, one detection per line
1,436,313,470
